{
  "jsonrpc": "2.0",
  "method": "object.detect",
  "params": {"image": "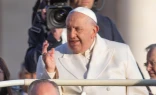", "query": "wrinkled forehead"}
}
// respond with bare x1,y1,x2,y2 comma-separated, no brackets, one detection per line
67,12,88,19
66,12,89,24
67,7,97,23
